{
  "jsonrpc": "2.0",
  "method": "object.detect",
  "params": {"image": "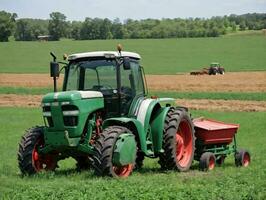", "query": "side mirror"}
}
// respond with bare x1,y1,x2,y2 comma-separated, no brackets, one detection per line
123,57,131,70
50,62,59,77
